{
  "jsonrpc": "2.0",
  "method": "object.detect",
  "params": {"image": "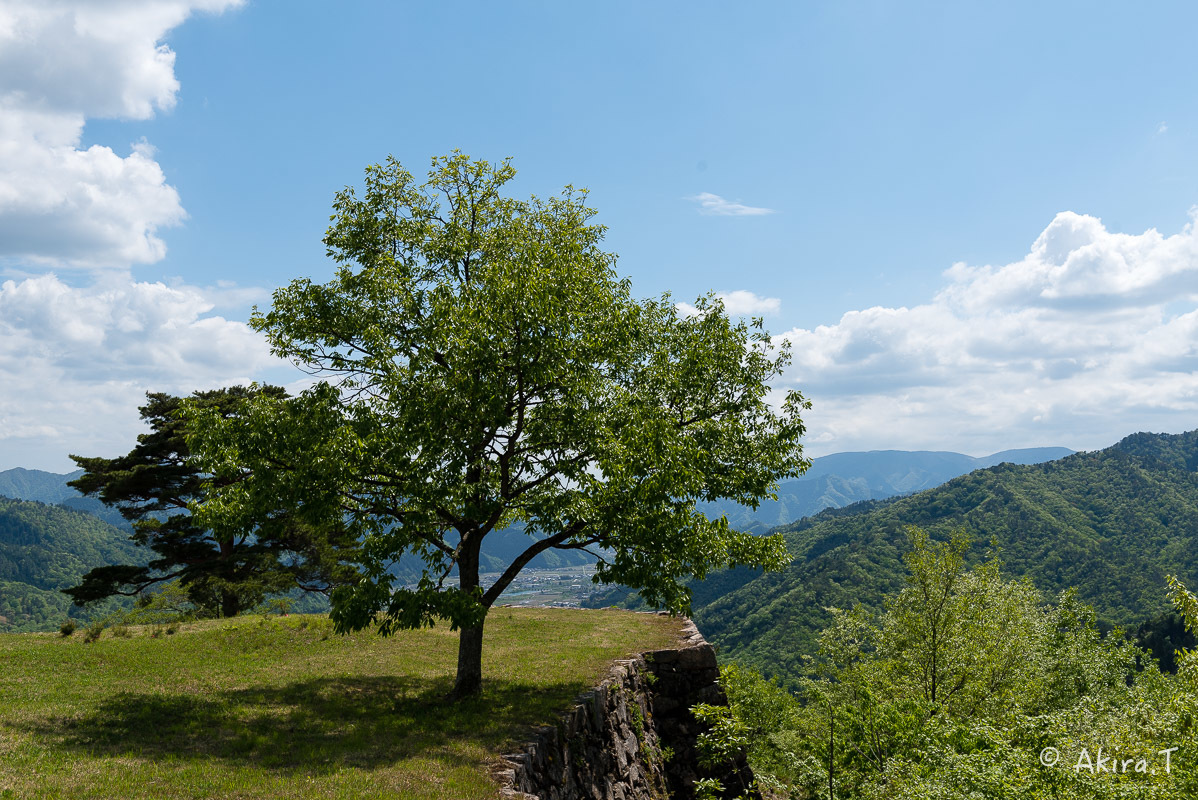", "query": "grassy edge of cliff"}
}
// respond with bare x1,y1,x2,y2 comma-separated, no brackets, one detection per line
0,607,684,800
